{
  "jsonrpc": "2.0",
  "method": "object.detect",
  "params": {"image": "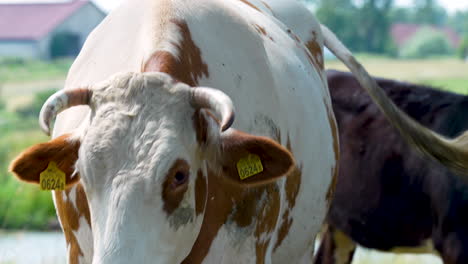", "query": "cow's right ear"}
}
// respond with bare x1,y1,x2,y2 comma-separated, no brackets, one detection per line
9,134,81,188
